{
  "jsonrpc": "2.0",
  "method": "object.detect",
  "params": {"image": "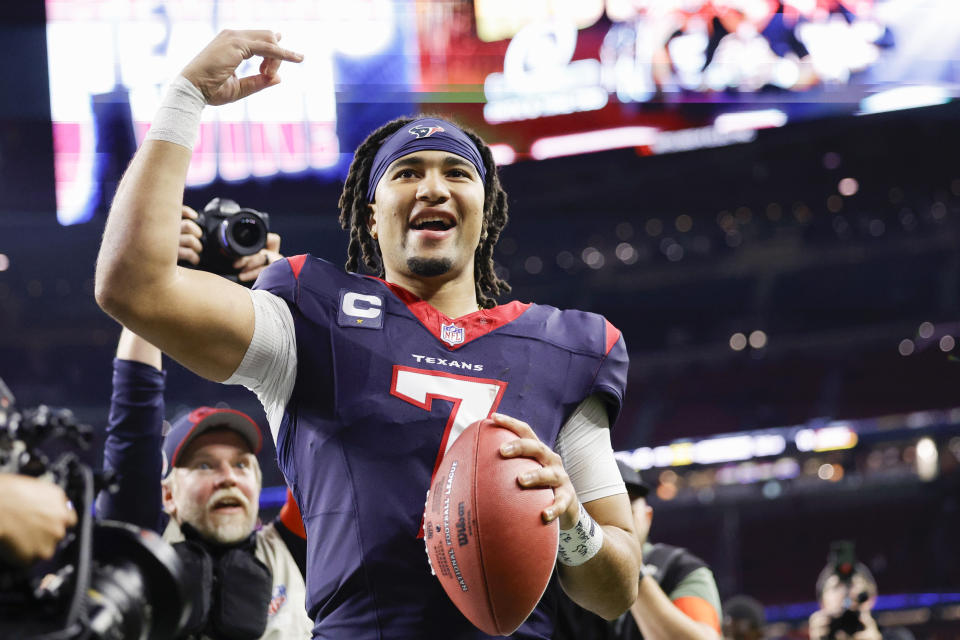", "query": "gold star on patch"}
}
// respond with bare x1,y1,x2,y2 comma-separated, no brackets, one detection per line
356,319,364,324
